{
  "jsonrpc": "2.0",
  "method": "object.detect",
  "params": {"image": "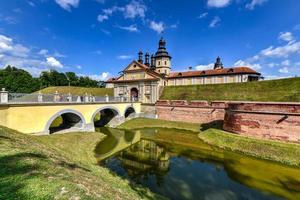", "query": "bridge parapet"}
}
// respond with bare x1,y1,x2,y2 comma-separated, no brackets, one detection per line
0,89,135,104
